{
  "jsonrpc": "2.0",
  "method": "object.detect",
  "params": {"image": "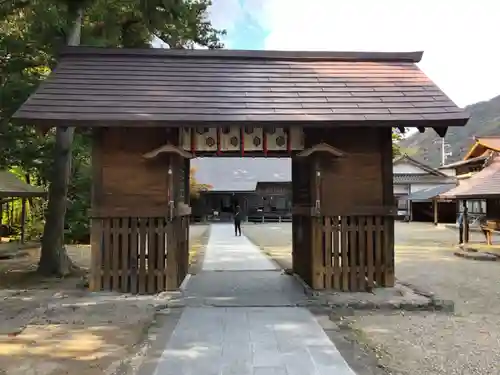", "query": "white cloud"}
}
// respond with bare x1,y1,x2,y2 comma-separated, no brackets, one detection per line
261,0,500,107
